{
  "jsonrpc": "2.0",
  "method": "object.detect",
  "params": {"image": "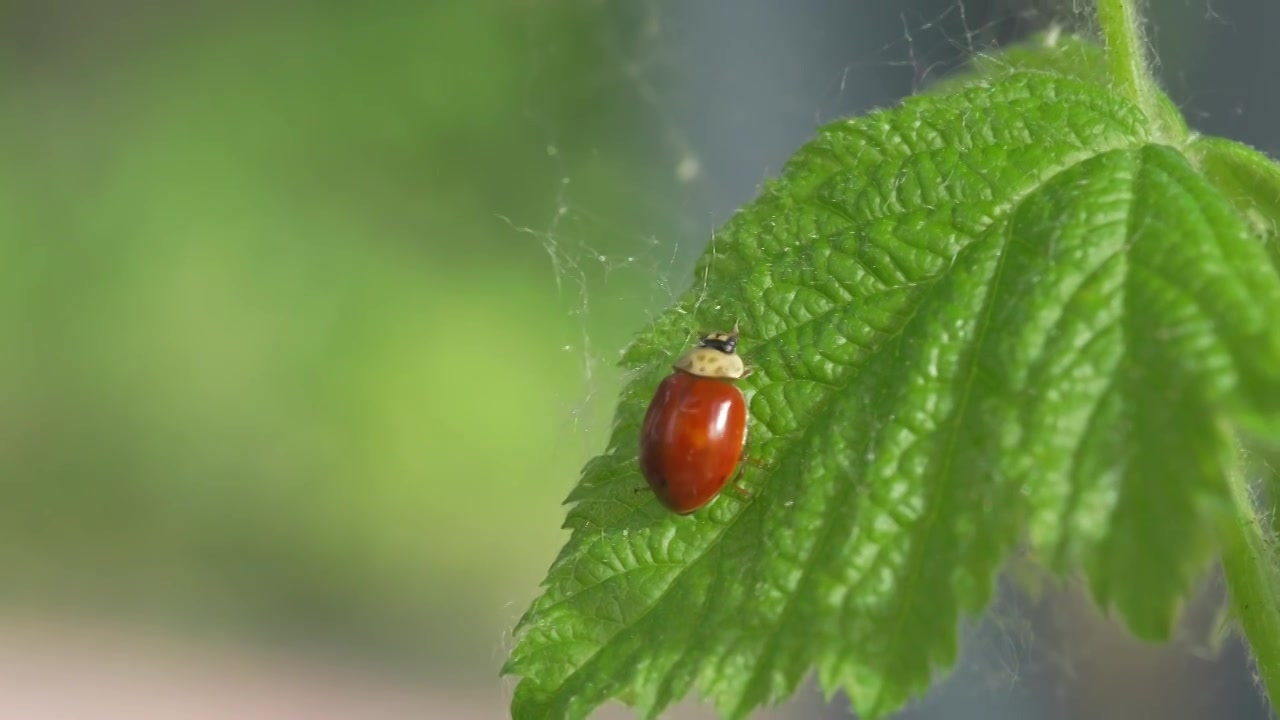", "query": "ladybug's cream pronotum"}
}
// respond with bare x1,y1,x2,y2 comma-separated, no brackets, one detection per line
639,329,750,514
